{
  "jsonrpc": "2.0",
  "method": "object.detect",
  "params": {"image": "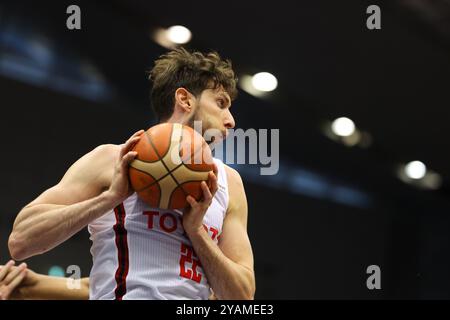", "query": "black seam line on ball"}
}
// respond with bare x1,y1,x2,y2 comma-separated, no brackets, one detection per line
133,163,184,192
146,129,187,197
